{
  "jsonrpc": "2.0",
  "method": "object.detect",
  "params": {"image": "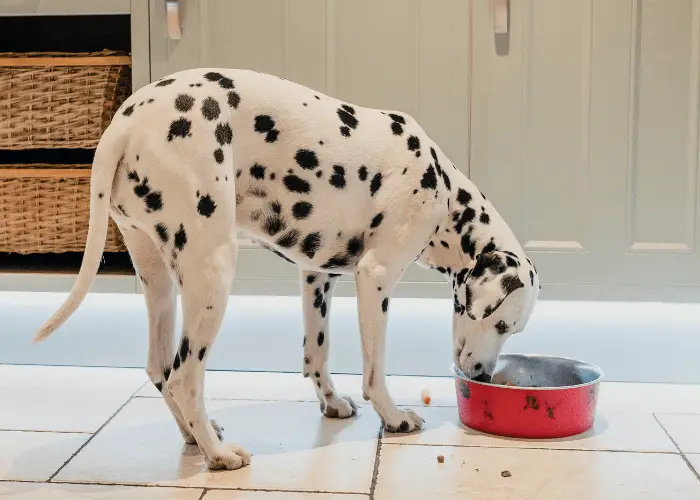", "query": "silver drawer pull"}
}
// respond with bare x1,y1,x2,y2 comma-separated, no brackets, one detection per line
493,0,509,35
166,0,182,40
